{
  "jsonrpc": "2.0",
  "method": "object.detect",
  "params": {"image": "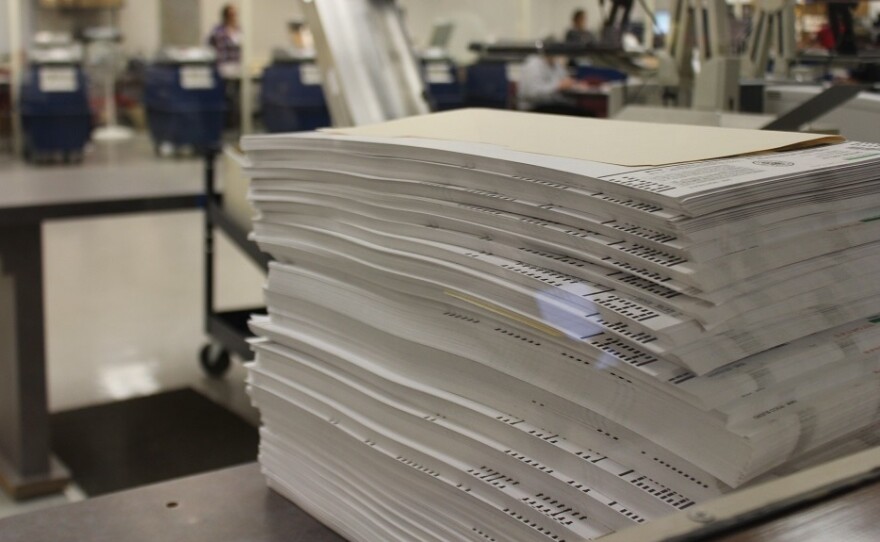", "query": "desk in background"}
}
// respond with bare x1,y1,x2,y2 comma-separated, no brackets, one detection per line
0,140,207,498
563,82,626,118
